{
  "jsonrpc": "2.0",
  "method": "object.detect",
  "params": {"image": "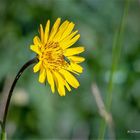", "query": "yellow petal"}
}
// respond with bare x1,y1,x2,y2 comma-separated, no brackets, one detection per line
49,18,61,41
30,45,41,55
65,82,71,92
66,67,80,75
59,69,79,88
68,56,85,63
60,30,78,45
39,68,46,83
46,69,55,93
67,34,80,47
70,63,83,73
60,34,80,49
64,47,85,56
39,24,44,43
60,22,75,40
33,61,42,73
53,20,69,41
44,20,50,43
54,71,65,96
33,36,41,47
